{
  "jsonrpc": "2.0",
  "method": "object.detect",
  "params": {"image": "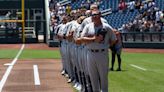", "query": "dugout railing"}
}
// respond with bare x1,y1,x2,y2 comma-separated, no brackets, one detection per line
121,32,164,49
